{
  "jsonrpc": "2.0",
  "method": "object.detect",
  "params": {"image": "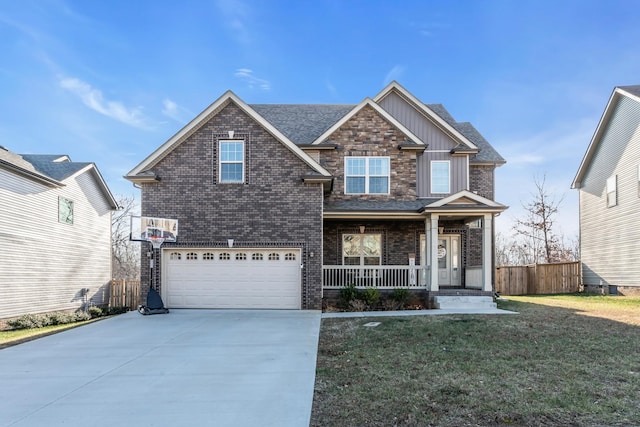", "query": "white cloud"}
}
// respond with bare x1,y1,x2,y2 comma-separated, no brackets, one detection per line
234,68,271,91
215,0,252,45
161,98,191,123
59,77,149,129
383,65,406,86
